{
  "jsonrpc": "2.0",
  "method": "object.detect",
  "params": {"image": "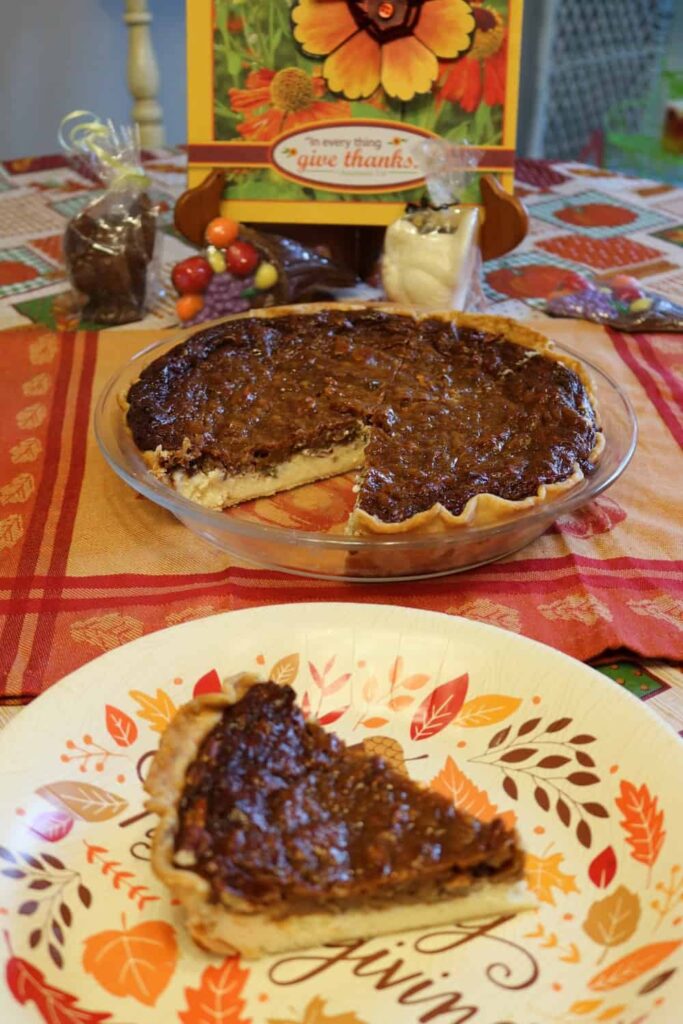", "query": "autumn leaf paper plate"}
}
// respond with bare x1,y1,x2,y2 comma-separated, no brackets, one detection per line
0,603,681,1024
